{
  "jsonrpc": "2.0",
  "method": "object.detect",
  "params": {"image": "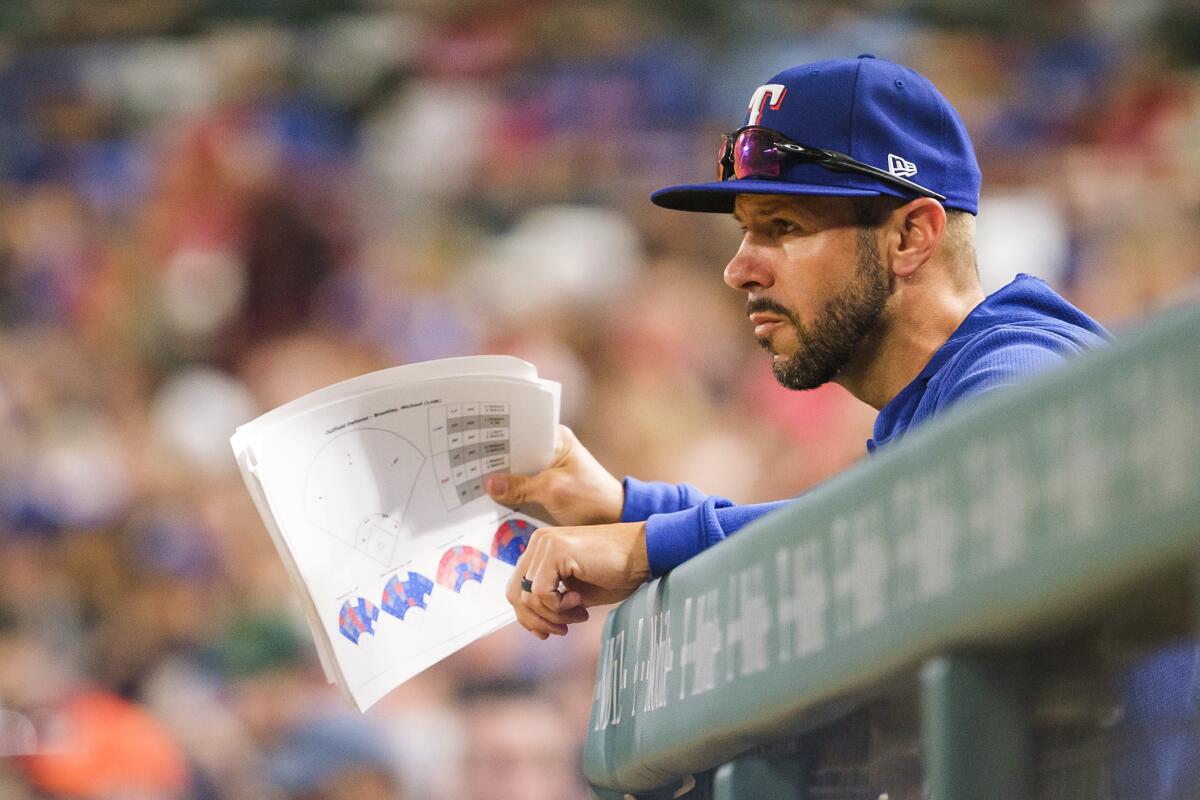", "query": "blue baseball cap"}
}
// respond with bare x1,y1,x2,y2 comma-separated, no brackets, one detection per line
651,55,981,215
